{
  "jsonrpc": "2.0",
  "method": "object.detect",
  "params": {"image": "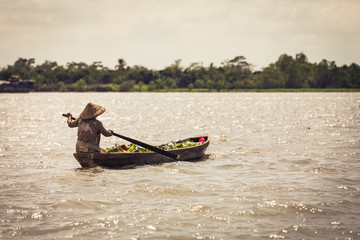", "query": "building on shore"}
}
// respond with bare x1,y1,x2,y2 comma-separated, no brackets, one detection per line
0,75,35,93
